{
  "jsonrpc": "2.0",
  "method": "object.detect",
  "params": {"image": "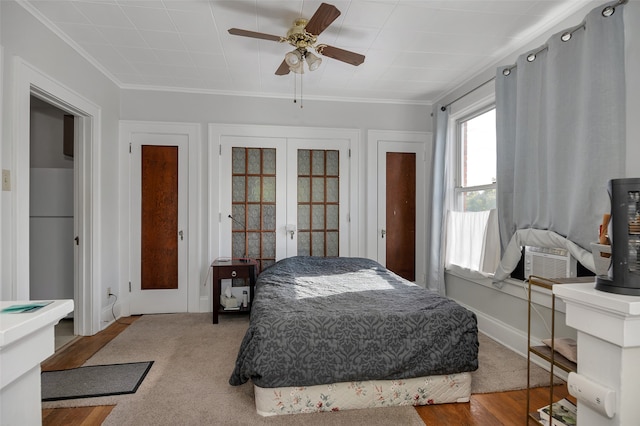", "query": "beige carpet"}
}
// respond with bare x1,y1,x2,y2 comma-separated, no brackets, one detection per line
42,313,559,425
473,332,561,394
